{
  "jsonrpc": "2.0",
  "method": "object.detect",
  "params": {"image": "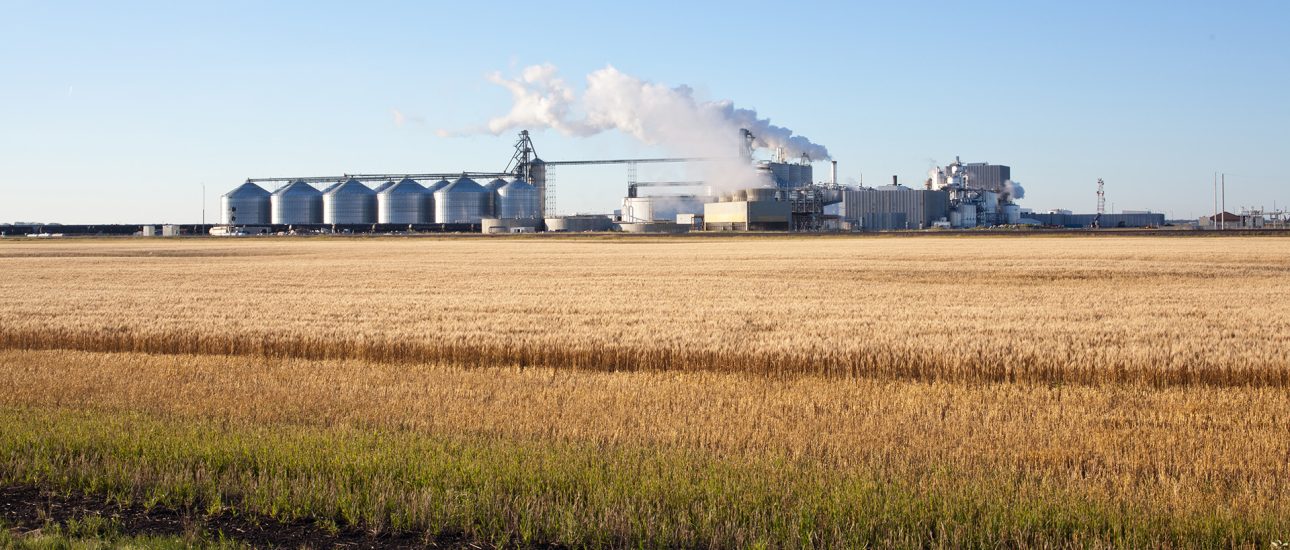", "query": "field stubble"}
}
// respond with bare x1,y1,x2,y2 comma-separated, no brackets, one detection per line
1,235,1288,546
